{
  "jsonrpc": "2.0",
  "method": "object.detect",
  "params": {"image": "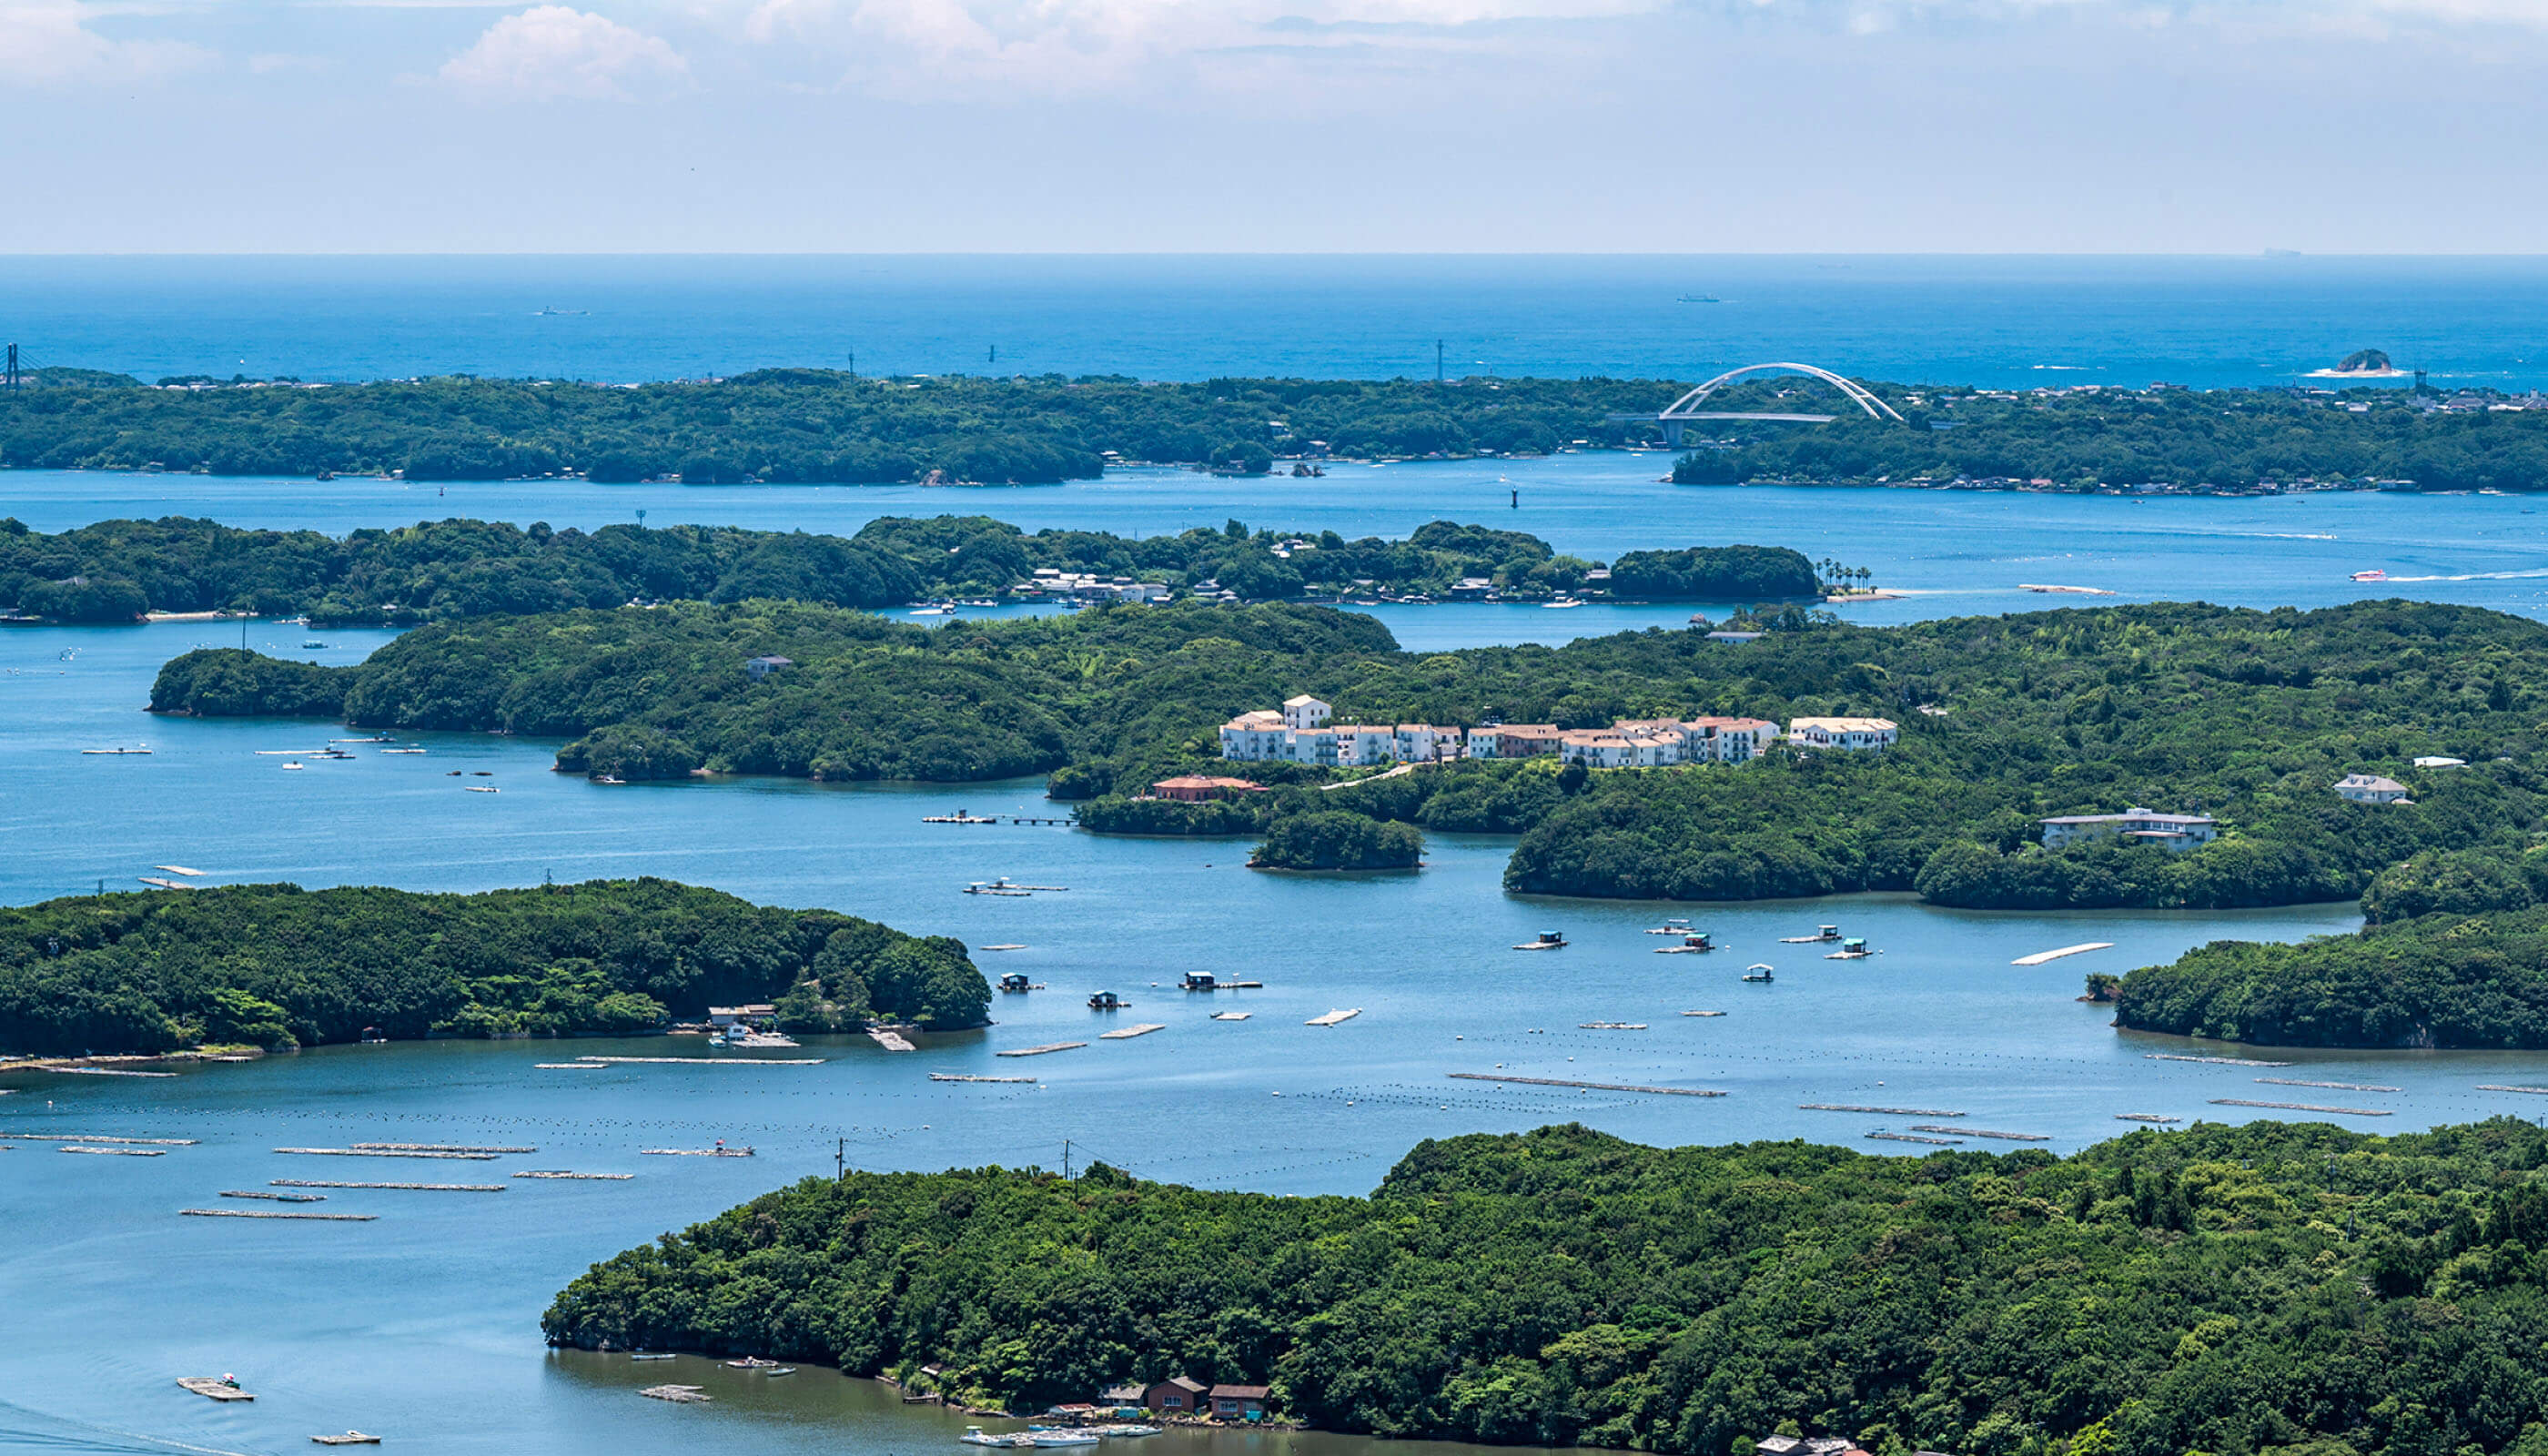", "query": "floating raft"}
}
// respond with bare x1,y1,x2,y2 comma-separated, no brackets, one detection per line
2210,1098,2391,1116
0,1132,197,1146
867,1028,917,1052
50,1067,177,1077
61,1145,165,1156
536,1063,608,1070
640,1385,712,1403
574,1056,824,1067
513,1169,634,1179
929,1073,1036,1083
1801,1103,1964,1117
177,1378,255,1401
310,1432,381,1445
2115,1113,2182,1124
1098,1023,1167,1040
271,1179,504,1191
996,1042,1087,1057
181,1208,377,1221
2011,942,2114,966
352,1142,534,1154
642,1148,754,1157
1683,1010,1727,1017
1578,1022,1648,1030
1212,1011,1251,1021
1910,1124,2048,1141
138,877,196,891
2148,1053,2292,1067
2478,1085,2548,1096
978,944,1028,952
221,1190,326,1202
1866,1131,1960,1146
1306,1008,1363,1026
275,1148,500,1160
1450,1073,1726,1097
2258,1077,2403,1093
